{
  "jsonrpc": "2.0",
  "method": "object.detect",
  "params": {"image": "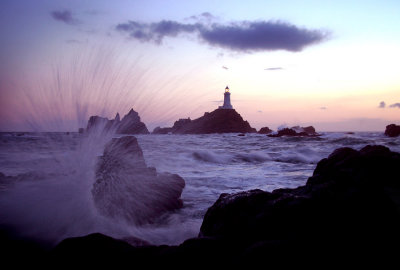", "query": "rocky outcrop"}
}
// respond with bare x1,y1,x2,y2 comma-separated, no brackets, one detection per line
258,127,273,134
86,115,115,133
53,145,400,266
268,125,319,137
86,109,149,134
153,109,256,134
92,136,185,225
385,124,400,137
116,109,149,134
